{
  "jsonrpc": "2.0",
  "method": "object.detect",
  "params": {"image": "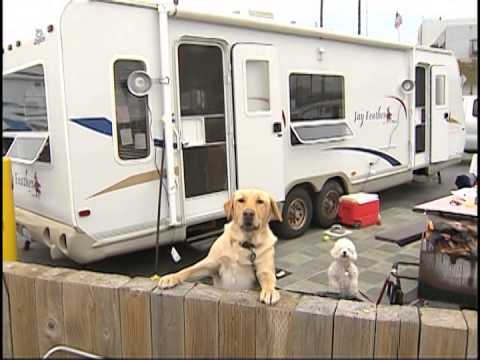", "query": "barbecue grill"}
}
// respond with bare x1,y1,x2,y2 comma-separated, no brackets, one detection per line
380,214,477,309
